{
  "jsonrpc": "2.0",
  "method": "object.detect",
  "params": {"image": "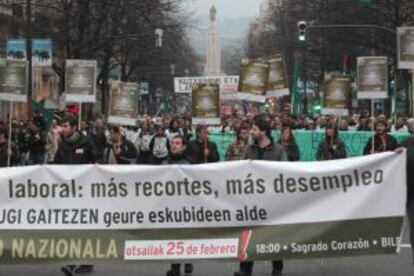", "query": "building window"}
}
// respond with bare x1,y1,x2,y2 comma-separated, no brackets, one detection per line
12,4,23,18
